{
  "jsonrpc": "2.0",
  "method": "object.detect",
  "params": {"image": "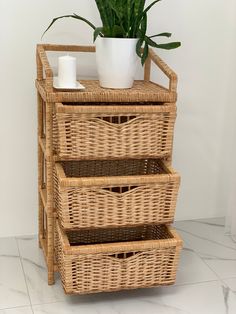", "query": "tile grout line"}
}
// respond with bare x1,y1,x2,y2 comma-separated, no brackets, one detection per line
0,305,34,312
174,225,235,286
189,218,225,227
177,222,236,312
16,279,222,309
222,275,236,280
176,230,236,313
15,237,34,314
174,278,220,288
175,227,236,251
12,280,231,311
175,224,236,287
183,234,235,291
